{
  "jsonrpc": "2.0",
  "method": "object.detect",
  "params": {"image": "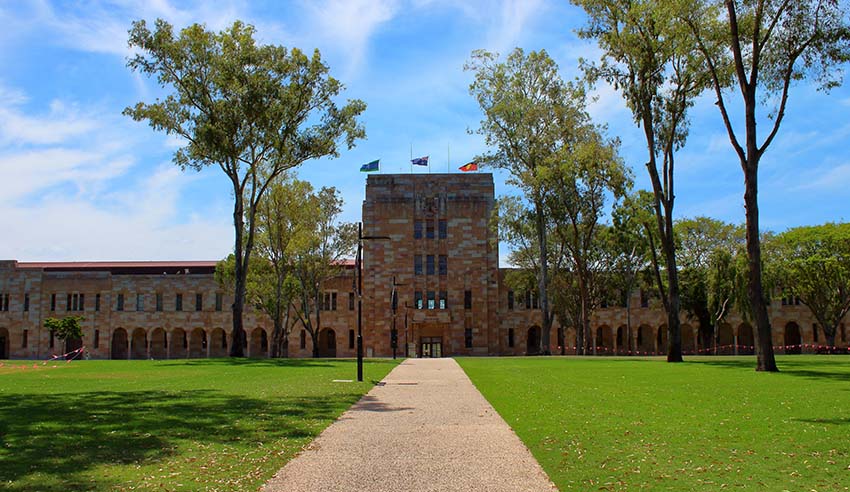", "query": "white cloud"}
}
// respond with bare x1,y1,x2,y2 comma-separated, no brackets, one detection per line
301,0,399,75
0,83,232,262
